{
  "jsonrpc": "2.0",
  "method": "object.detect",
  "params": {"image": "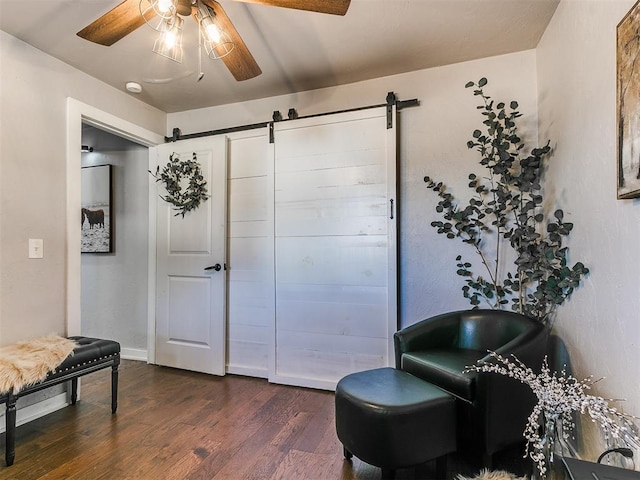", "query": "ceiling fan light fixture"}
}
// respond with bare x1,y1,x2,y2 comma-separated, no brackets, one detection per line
196,3,235,60
155,0,176,16
202,18,221,44
140,0,178,32
152,15,184,63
